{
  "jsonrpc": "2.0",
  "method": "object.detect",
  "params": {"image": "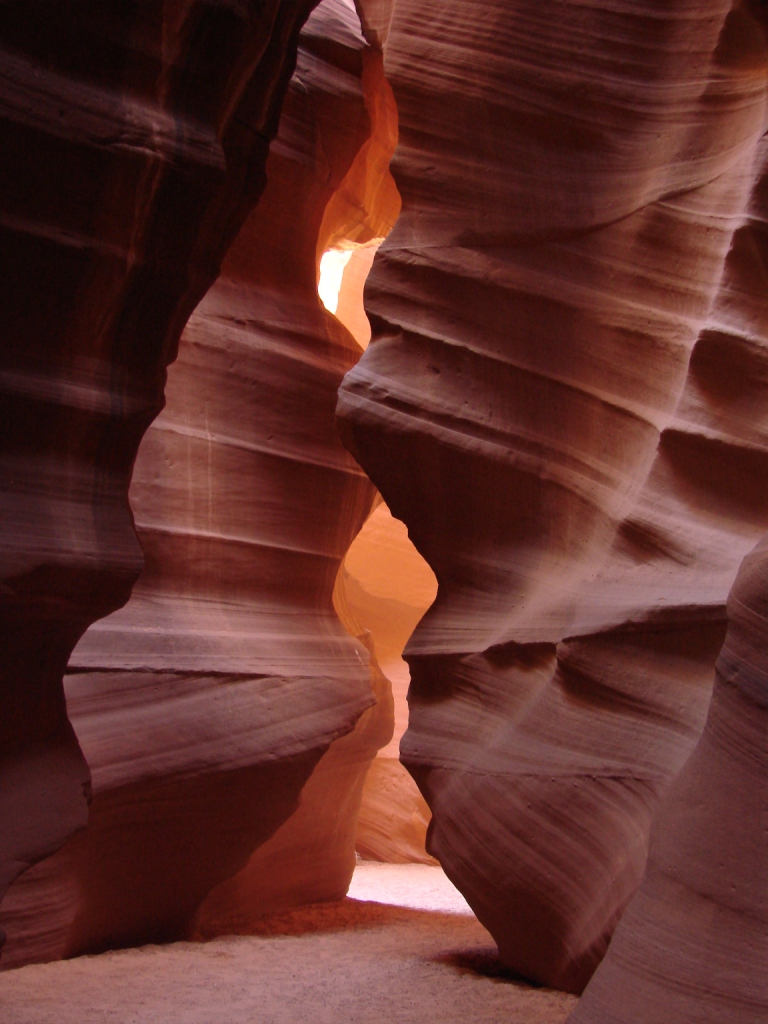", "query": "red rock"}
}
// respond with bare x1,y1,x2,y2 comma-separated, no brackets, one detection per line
568,534,768,1023
338,0,768,992
334,500,438,863
0,0,399,964
1,1,766,1008
0,0,318,931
